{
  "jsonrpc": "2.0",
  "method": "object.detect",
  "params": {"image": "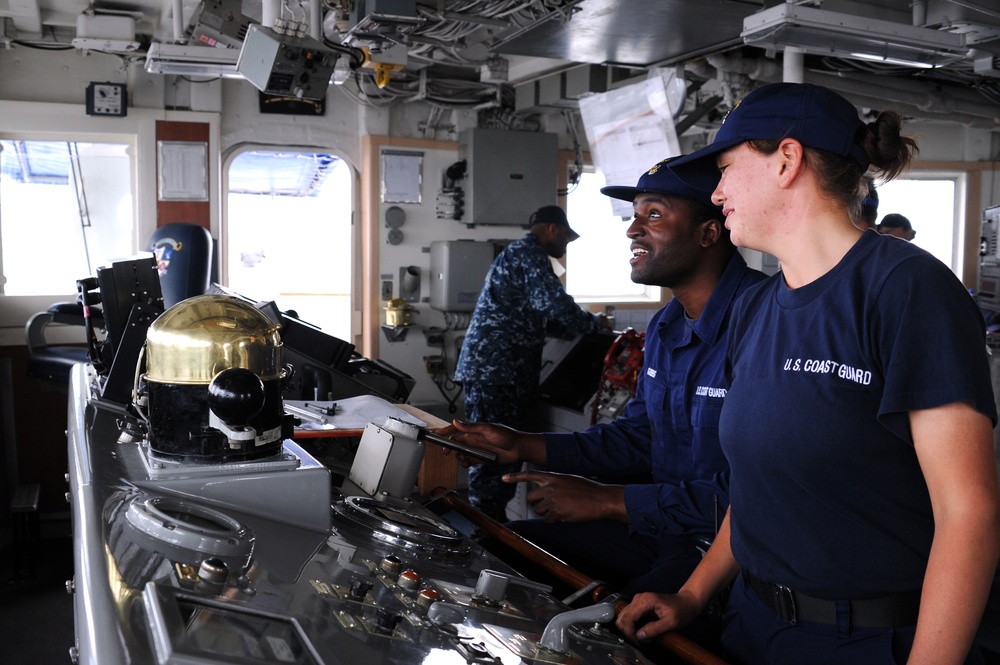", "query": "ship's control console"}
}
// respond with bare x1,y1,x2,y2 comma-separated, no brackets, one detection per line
67,361,654,664
65,272,662,665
